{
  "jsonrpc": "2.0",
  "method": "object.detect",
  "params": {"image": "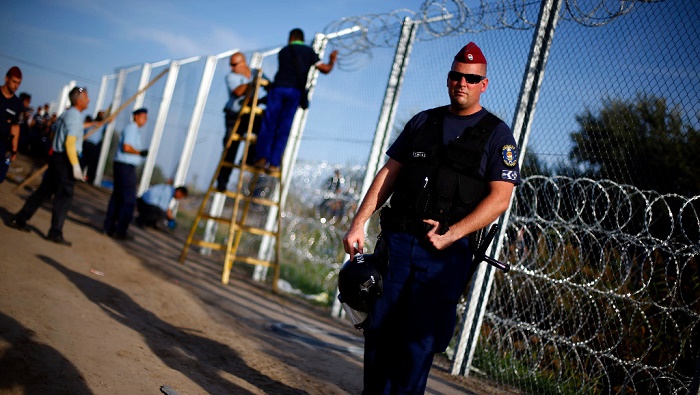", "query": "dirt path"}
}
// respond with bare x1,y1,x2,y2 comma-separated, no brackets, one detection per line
0,156,498,394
